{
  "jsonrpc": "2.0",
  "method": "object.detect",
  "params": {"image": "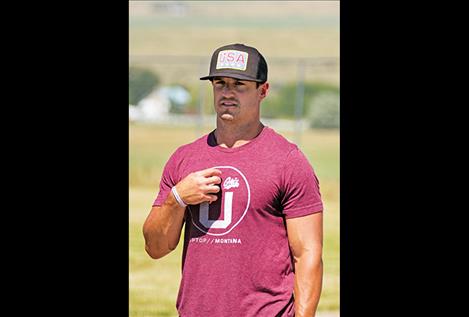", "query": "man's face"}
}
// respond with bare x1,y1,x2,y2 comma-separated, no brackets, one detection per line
212,77,268,123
